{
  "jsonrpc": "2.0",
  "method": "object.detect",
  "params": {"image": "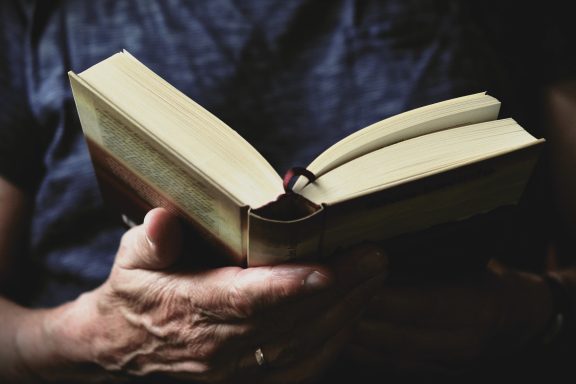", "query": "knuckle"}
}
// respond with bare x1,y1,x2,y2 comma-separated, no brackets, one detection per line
226,283,257,319
119,227,138,250
116,226,153,269
184,341,231,382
